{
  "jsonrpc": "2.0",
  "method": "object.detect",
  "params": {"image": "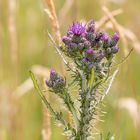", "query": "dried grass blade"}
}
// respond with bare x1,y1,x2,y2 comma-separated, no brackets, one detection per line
96,9,123,31
44,0,61,44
